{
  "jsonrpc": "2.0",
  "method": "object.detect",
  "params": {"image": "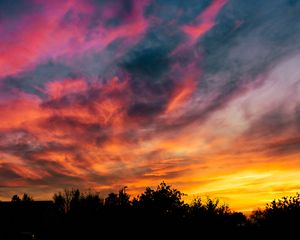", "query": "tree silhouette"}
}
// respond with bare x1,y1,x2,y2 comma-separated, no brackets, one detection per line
3,182,300,239
138,182,186,211
22,193,33,202
11,194,21,202
250,193,300,230
118,186,130,207
104,192,119,207
53,192,66,214
188,196,242,232
81,190,102,212
53,189,83,214
134,181,188,234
